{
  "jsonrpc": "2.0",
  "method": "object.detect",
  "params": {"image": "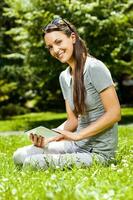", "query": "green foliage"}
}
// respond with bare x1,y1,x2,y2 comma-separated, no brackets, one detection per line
0,0,133,116
68,0,133,77
0,125,133,199
0,103,29,119
0,79,17,102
